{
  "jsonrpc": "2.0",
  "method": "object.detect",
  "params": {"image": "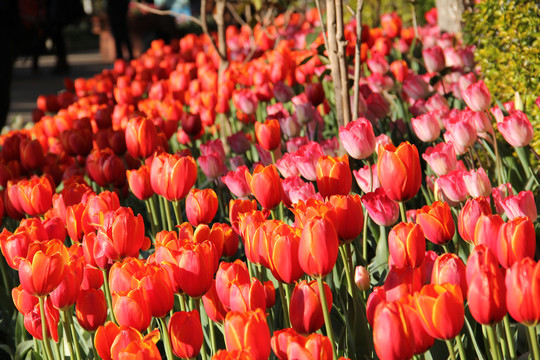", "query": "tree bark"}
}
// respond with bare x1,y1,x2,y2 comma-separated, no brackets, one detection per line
436,0,465,33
